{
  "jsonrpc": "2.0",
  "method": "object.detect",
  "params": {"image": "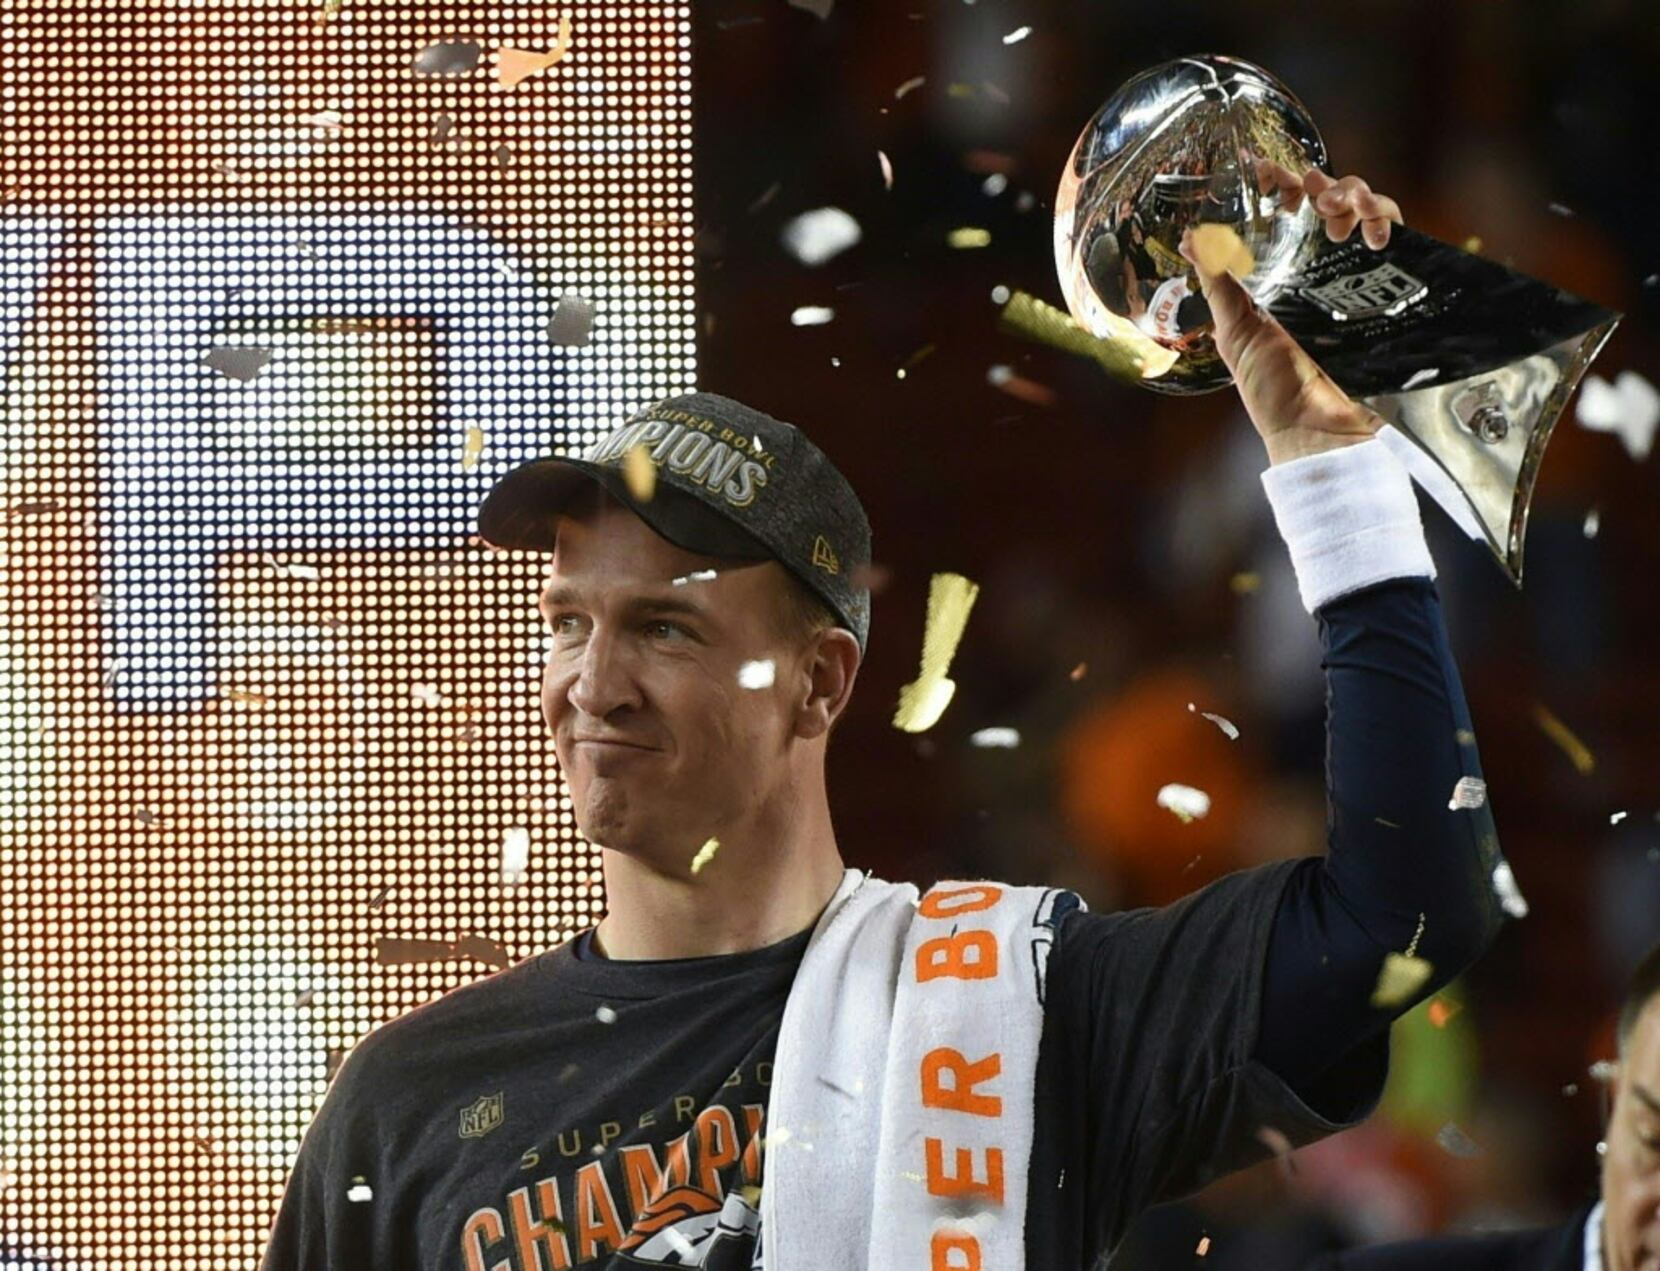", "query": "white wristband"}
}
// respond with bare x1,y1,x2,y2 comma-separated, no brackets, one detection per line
1260,437,1436,614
